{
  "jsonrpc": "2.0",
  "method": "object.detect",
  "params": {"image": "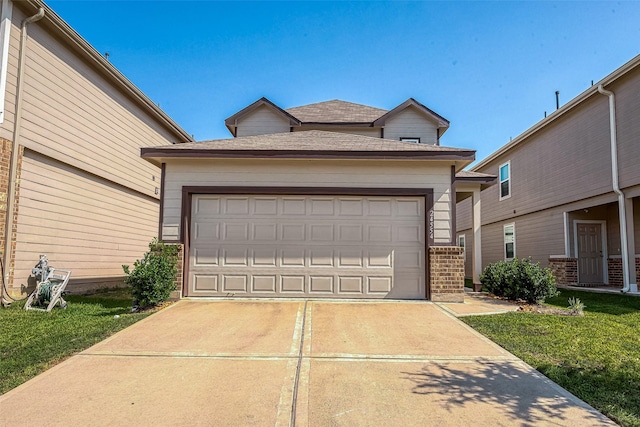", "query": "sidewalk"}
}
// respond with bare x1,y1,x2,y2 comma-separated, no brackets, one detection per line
436,289,521,317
